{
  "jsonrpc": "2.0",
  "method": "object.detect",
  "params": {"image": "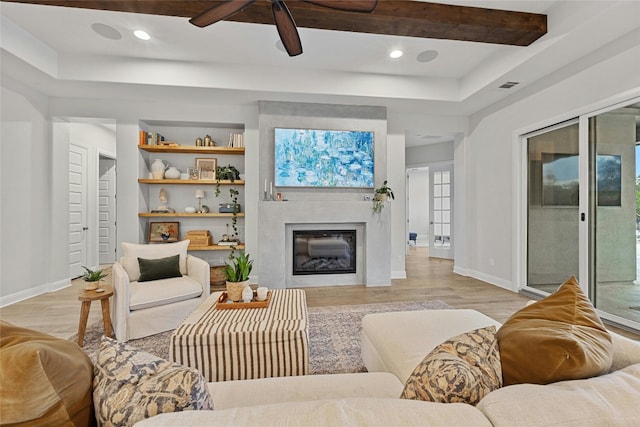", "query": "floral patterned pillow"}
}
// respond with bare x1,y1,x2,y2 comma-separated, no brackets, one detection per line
400,326,502,405
93,337,212,426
